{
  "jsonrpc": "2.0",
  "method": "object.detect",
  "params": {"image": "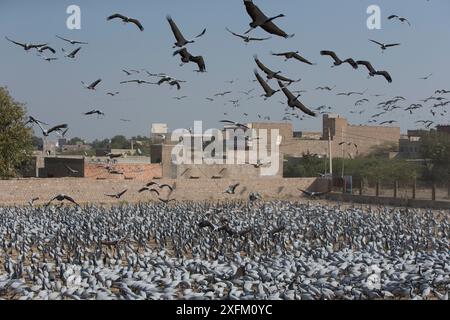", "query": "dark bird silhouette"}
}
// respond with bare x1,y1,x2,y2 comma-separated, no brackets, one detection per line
320,50,358,69
355,99,369,106
56,35,88,45
138,187,160,196
62,47,82,59
39,55,58,62
214,91,232,97
5,36,47,51
388,15,411,26
158,198,176,204
243,0,294,39
158,77,185,90
159,184,174,192
337,90,367,97
254,70,279,99
379,120,398,125
26,116,48,126
278,81,316,117
271,51,315,65
84,109,105,117
142,182,174,192
107,14,144,31
46,194,80,207
373,70,392,83
82,79,102,90
167,15,206,48
105,189,128,199
120,79,155,85
419,73,433,80
357,61,392,83
36,123,68,137
122,69,133,76
173,48,206,72
220,120,249,130
299,189,328,198
369,39,401,52
316,86,336,91
225,28,271,43
254,55,299,84
37,46,56,54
